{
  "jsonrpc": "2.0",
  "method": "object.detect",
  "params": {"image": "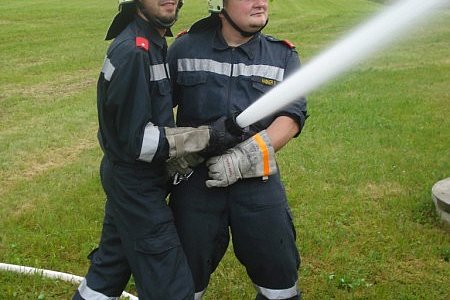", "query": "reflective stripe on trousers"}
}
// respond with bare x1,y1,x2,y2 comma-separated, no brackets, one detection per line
78,278,119,300
255,281,299,299
194,289,206,300
192,283,297,300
